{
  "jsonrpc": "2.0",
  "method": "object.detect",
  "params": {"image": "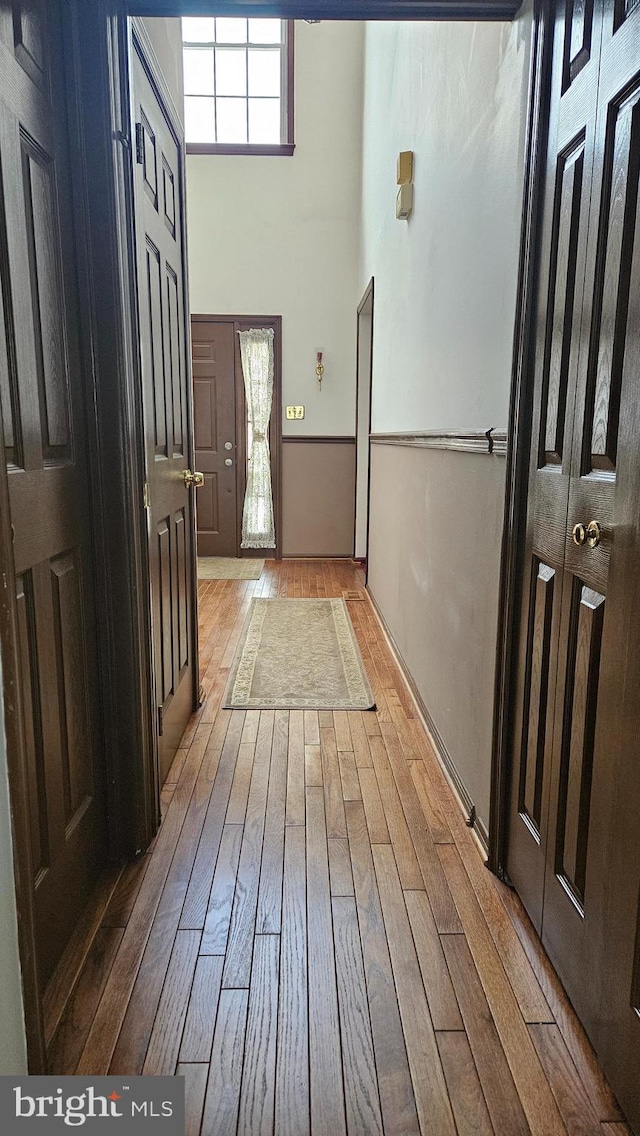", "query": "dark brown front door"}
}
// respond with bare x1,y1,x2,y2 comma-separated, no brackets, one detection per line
132,41,197,786
0,0,108,986
507,0,640,1124
192,320,238,557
